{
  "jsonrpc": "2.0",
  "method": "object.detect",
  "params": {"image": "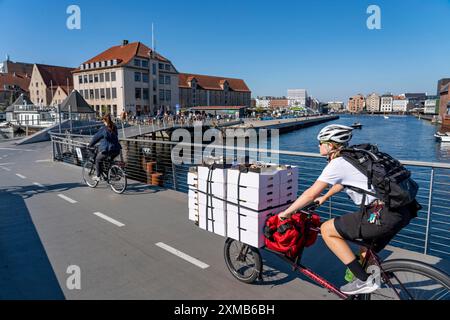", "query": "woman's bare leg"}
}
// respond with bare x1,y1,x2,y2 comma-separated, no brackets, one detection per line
321,219,356,264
